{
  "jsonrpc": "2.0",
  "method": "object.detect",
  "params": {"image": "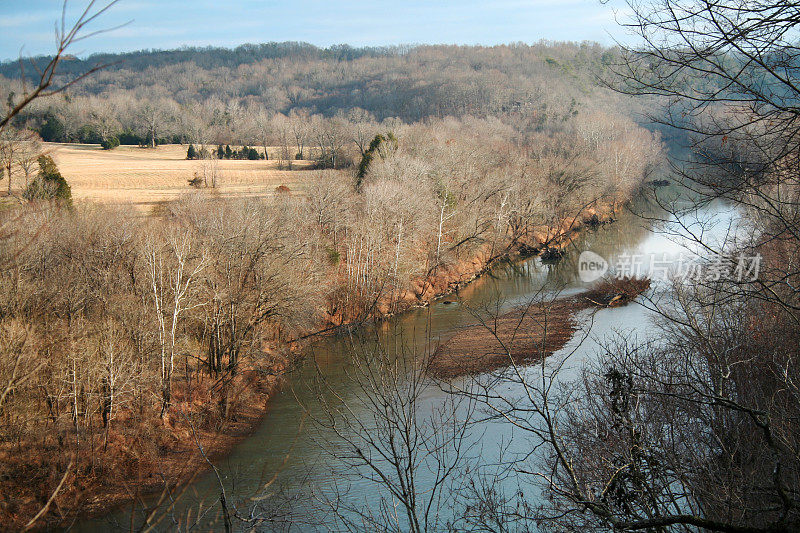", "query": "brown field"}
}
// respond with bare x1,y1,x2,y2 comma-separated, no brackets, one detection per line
44,143,316,211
